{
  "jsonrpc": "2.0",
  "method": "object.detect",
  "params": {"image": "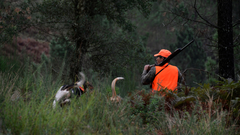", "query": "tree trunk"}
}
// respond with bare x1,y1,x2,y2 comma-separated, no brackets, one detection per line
218,0,235,80
69,39,84,82
69,0,90,81
69,0,84,82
